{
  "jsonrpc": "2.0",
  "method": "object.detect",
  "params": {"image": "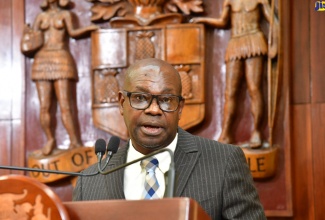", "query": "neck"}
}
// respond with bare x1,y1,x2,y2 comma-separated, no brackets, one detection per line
133,144,167,155
49,2,58,10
